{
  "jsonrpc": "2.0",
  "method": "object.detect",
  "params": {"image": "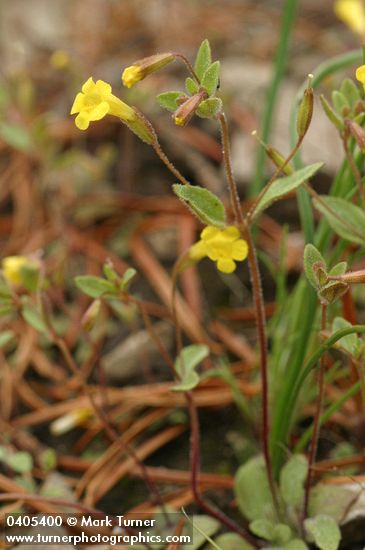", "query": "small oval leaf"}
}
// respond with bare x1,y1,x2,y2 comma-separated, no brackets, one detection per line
201,61,220,96
75,275,116,298
194,39,212,80
173,184,226,227
303,244,327,290
312,196,365,245
156,91,185,112
185,77,199,95
279,453,308,507
304,514,341,550
252,162,323,218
